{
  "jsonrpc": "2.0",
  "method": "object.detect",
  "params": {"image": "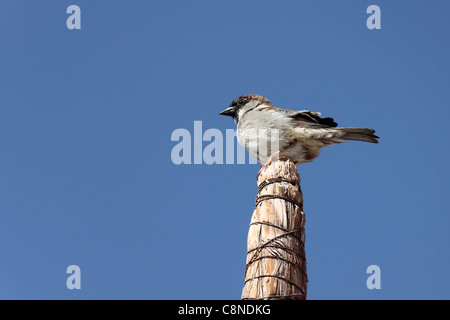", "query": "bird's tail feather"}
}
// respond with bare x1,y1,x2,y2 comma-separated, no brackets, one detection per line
338,127,379,144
